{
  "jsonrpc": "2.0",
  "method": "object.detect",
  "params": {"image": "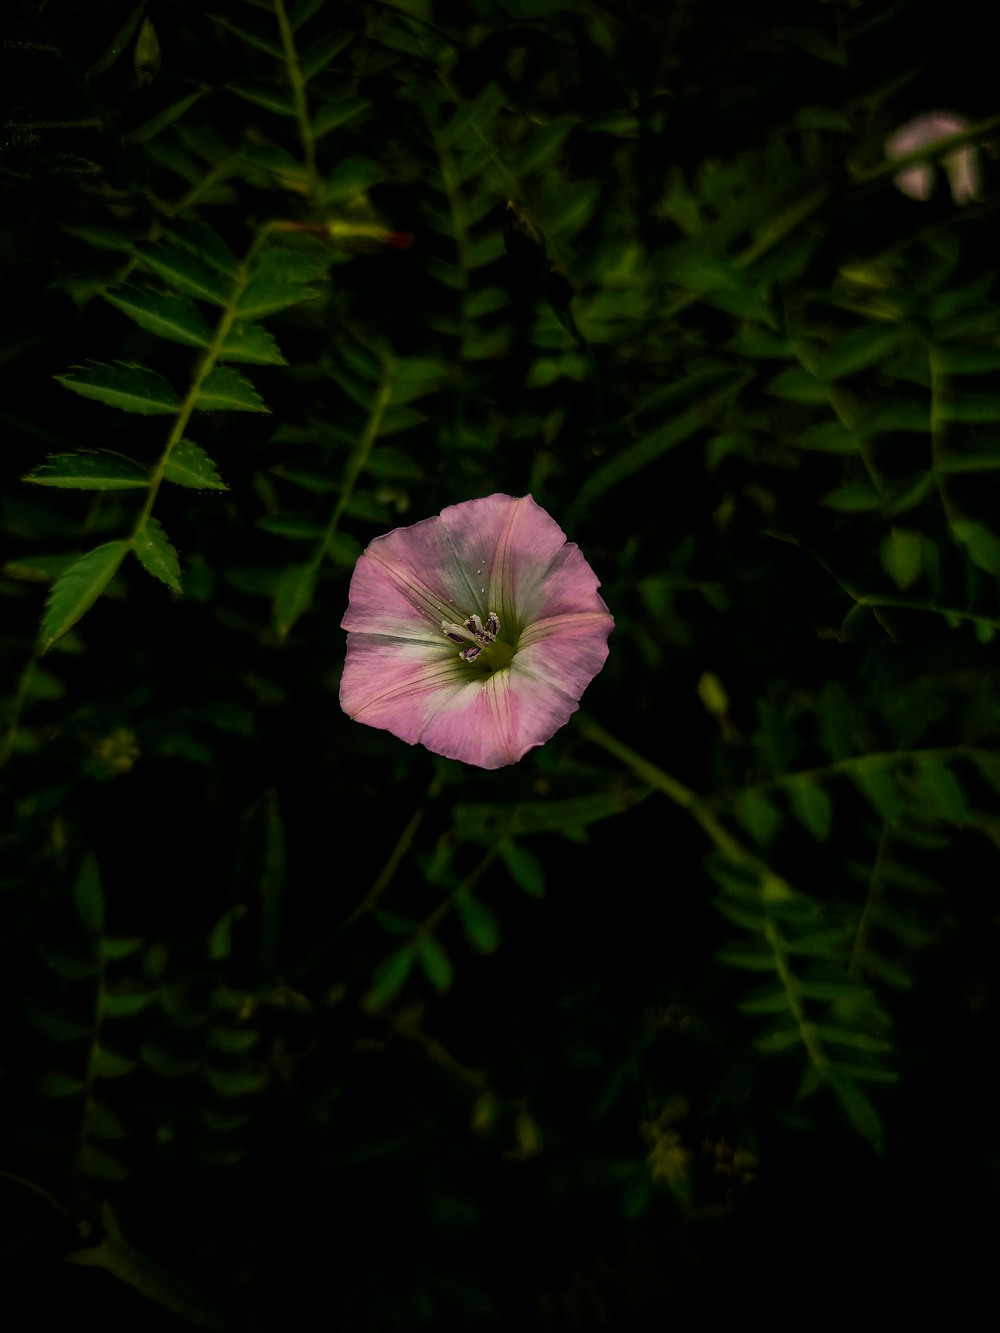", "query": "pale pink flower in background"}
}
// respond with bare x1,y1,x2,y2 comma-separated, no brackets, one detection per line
885,111,981,204
340,495,614,769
